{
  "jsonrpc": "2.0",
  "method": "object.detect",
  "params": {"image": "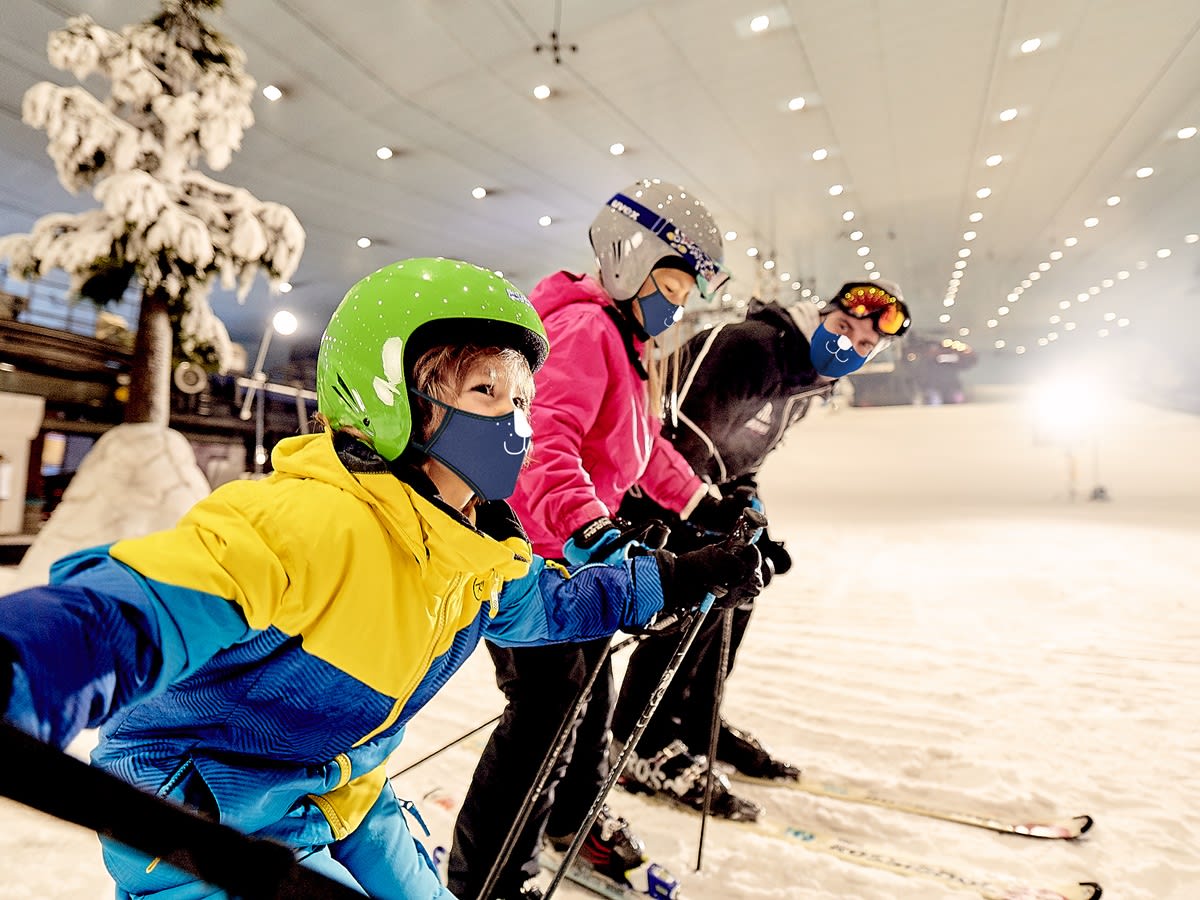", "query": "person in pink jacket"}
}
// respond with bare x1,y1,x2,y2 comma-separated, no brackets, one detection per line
449,179,760,900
